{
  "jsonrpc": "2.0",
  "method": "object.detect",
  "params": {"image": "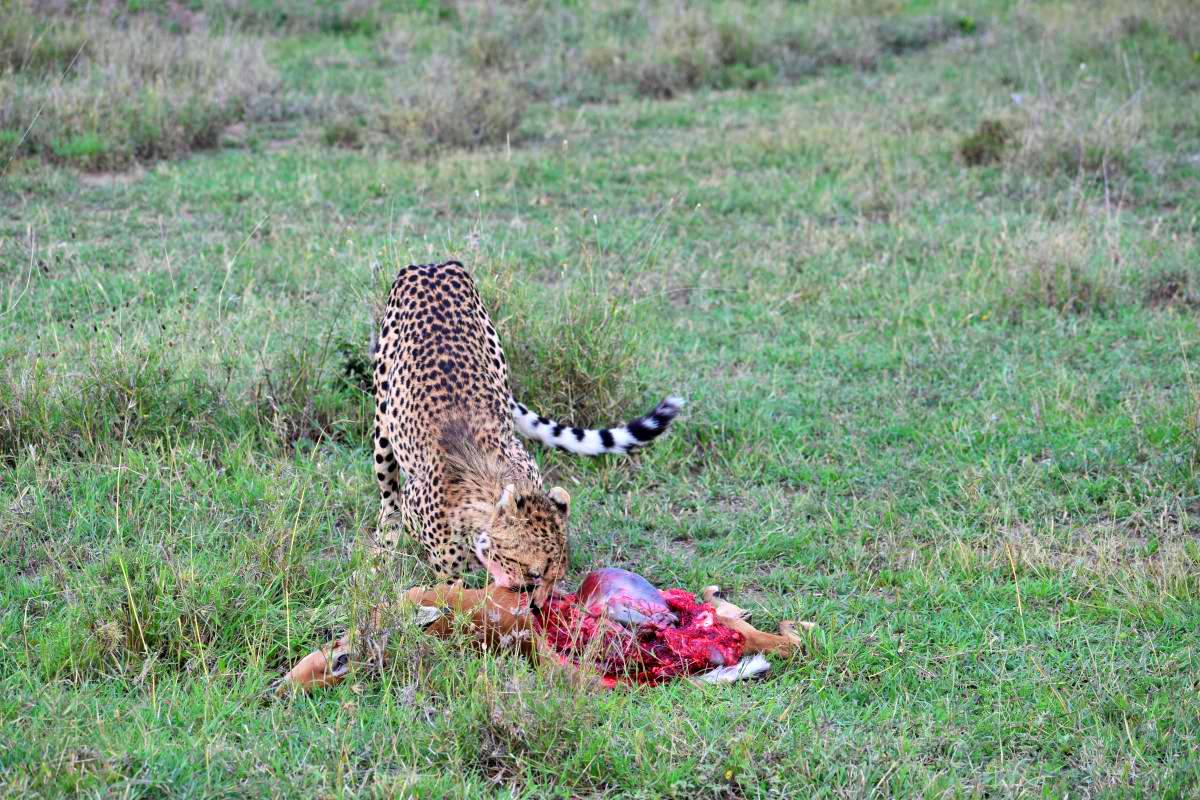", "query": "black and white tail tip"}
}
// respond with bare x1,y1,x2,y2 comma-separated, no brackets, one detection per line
509,396,685,456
